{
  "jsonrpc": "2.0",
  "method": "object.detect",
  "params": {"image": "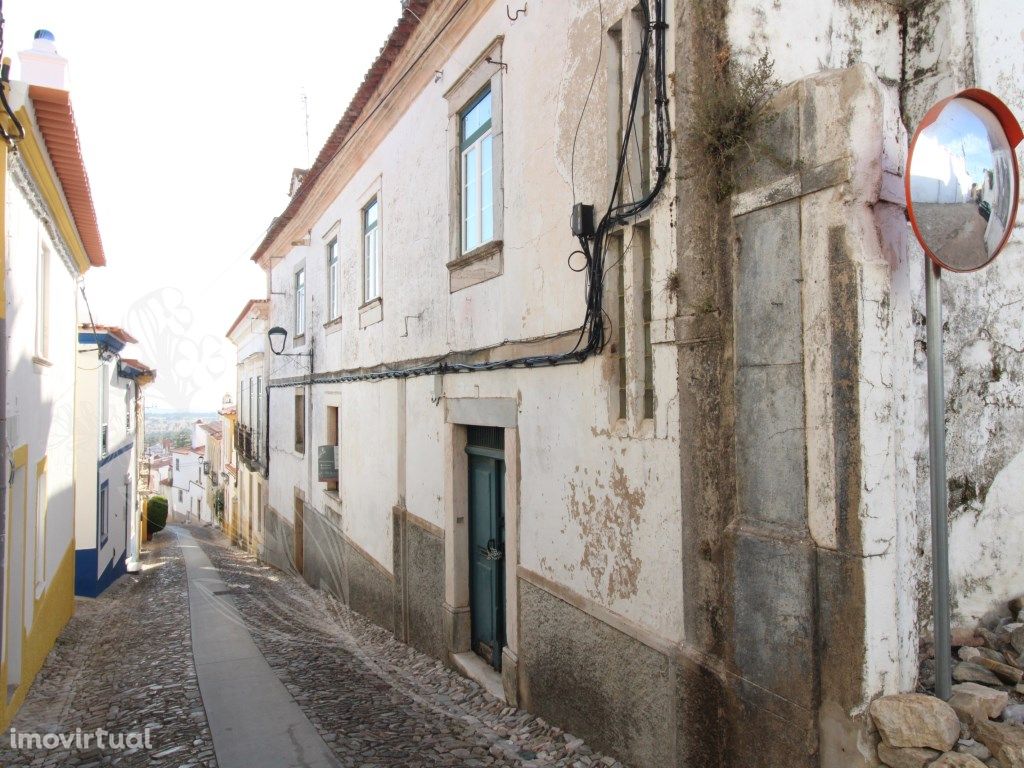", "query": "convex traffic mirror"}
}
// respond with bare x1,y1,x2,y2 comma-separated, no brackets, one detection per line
906,90,1023,271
